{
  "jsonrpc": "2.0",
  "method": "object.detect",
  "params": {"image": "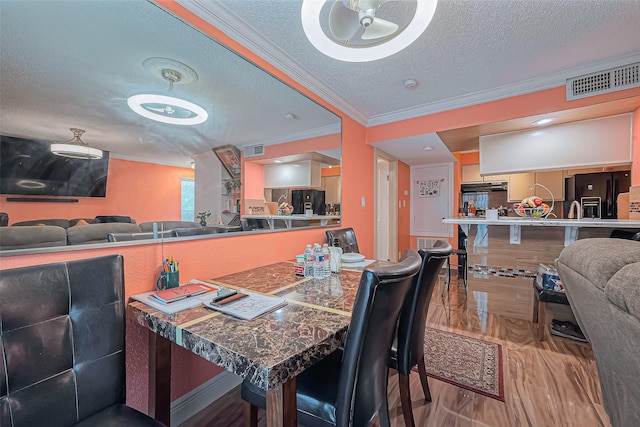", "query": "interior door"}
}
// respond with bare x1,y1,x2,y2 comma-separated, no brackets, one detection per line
375,150,398,262
410,163,453,237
